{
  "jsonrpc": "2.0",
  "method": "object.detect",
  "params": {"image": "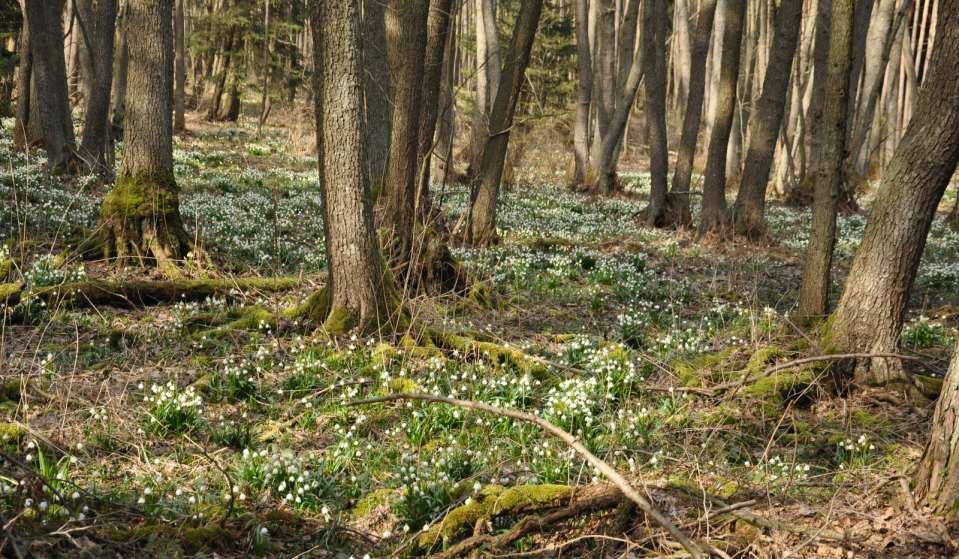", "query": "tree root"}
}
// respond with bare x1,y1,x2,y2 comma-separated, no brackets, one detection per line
3,277,301,310
423,484,625,557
